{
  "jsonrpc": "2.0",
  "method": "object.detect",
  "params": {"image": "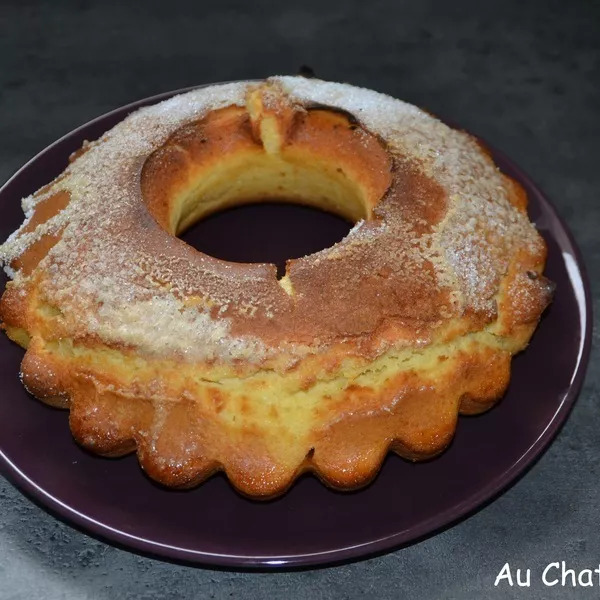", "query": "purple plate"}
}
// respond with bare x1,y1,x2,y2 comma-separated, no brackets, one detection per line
0,87,592,568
